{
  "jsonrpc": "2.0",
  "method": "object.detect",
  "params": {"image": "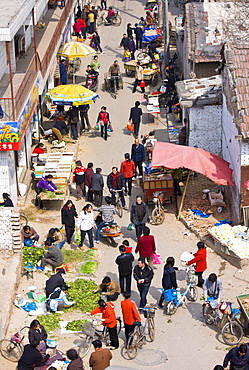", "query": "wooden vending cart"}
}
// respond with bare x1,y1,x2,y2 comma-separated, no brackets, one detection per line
143,172,174,204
